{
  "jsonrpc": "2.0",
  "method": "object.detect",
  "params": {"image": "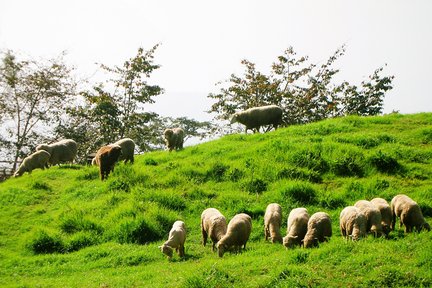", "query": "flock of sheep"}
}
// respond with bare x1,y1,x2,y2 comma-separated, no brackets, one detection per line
159,194,430,259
